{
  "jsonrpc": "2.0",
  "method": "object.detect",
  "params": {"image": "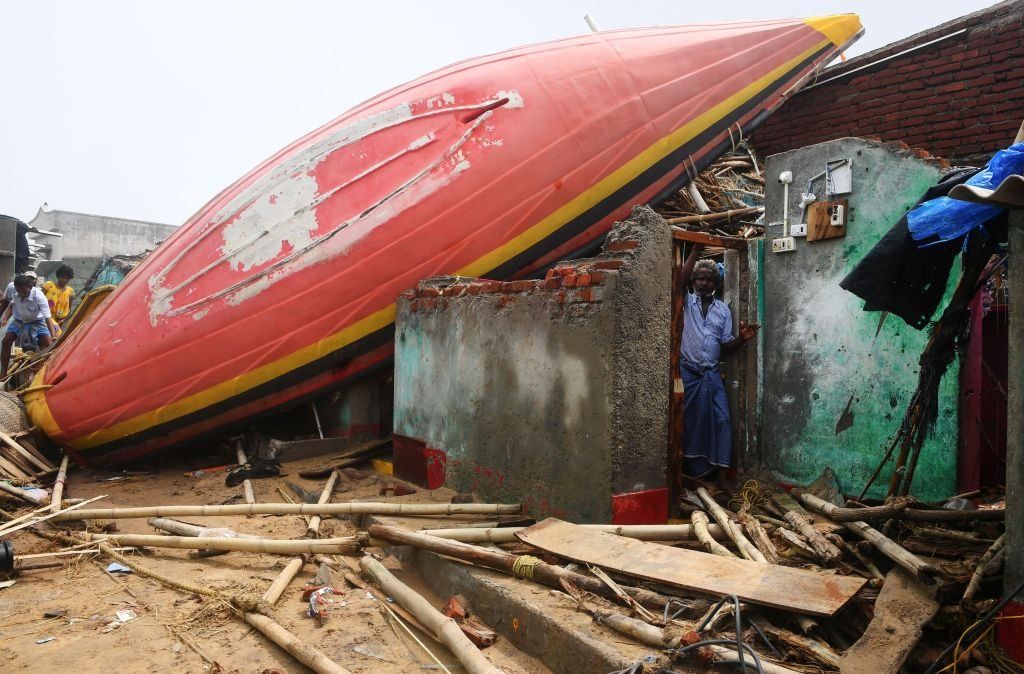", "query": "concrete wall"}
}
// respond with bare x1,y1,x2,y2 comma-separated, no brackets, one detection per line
393,206,671,523
761,138,958,501
28,208,176,261
1003,209,1024,653
0,217,17,286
